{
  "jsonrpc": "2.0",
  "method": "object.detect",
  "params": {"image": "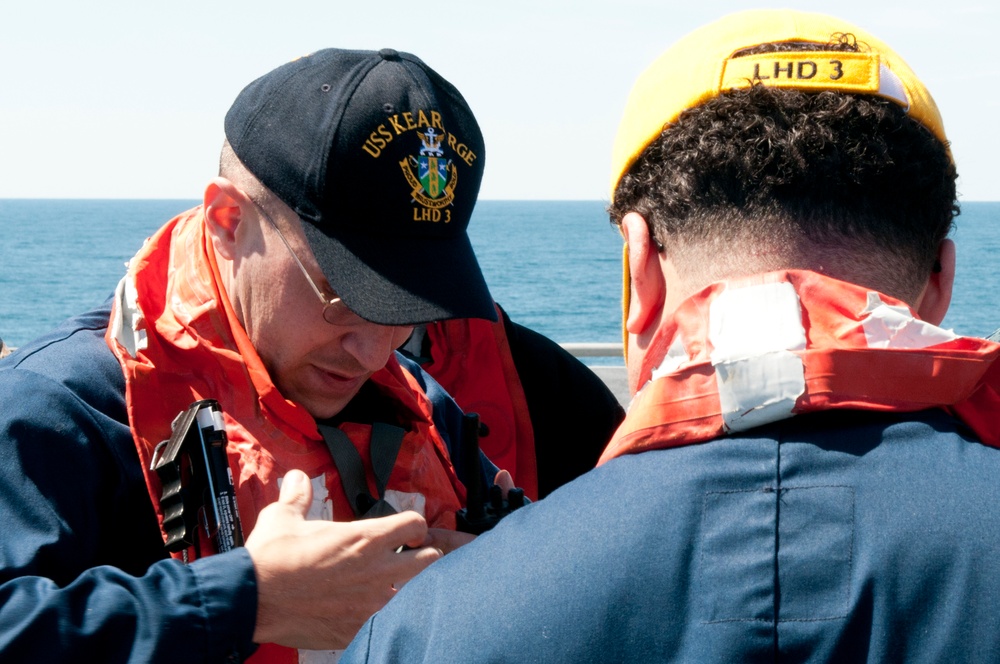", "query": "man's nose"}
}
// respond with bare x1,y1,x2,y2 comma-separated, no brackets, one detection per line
342,323,414,372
